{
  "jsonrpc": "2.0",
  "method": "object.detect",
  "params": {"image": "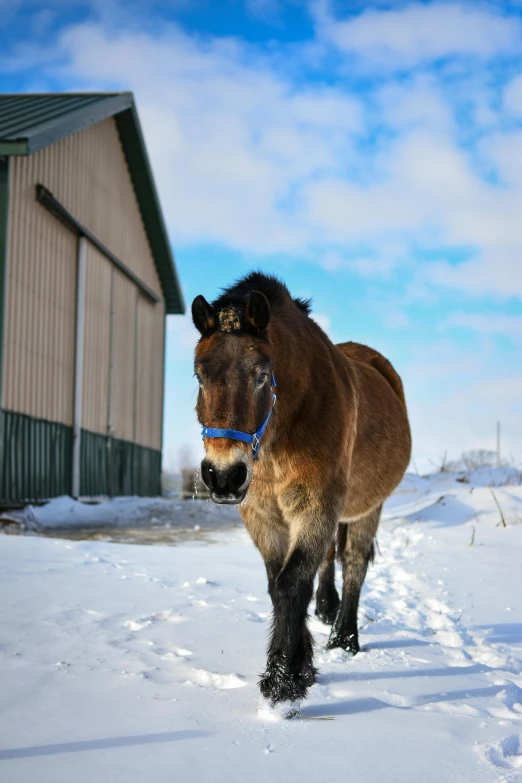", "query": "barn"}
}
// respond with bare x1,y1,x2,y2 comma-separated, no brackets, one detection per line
0,92,184,503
